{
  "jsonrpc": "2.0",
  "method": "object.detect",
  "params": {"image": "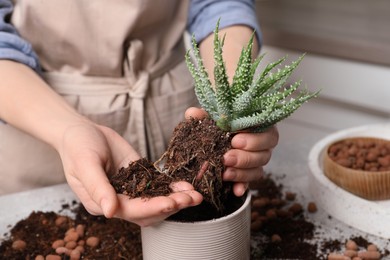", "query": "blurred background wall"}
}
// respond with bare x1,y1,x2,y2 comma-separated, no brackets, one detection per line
255,0,390,143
